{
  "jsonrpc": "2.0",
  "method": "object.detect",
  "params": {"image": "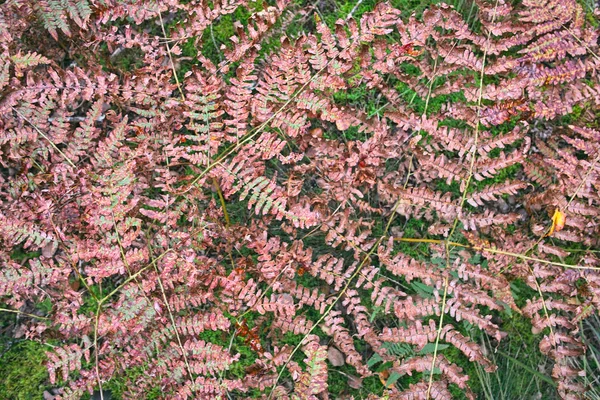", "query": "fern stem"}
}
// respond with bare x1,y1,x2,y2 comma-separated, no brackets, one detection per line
426,274,450,398
152,261,196,385
212,177,236,271
393,237,596,271
565,152,600,210
49,214,98,302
